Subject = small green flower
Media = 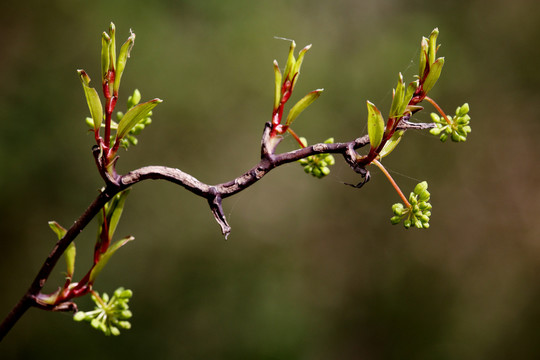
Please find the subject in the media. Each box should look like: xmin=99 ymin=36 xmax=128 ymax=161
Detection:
xmin=74 ymin=287 xmax=133 ymax=336
xmin=298 ymin=137 xmax=335 ymax=178
xmin=390 ymin=181 xmax=432 ymax=229
xmin=430 ymin=103 xmax=471 ymax=142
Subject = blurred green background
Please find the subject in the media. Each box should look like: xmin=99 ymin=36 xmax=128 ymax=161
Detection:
xmin=1 ymin=0 xmax=539 ymax=358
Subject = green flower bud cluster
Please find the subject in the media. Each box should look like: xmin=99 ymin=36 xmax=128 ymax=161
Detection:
xmin=297 ymin=137 xmax=335 ymax=178
xmin=429 ymin=103 xmax=471 ymax=142
xmin=390 ymin=181 xmax=432 ymax=229
xmin=73 ymin=287 xmax=133 ymax=336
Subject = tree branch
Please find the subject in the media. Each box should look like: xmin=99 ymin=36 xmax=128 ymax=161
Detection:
xmin=0 ymin=120 xmax=432 ymax=341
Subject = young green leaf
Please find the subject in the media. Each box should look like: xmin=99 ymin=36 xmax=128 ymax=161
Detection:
xmin=291 ymin=44 xmax=311 ymax=90
xmin=117 ymin=99 xmax=162 ymax=140
xmin=379 ymin=129 xmax=404 ymax=158
xmin=101 ymin=32 xmax=111 ymax=81
xmin=78 ymin=70 xmax=103 ymax=131
xmin=106 ymin=190 xmax=130 ymax=240
xmin=48 ymin=221 xmax=67 ymax=239
xmin=419 ymin=36 xmax=429 ymax=77
xmin=285 ymin=89 xmax=323 ymax=126
xmin=65 ymin=242 xmax=76 ymax=278
xmin=428 ymin=28 xmax=439 ymax=65
xmin=422 ymin=57 xmax=444 ymax=94
xmin=389 ymin=73 xmax=405 ymax=118
xmin=48 ymin=221 xmax=75 ymax=278
xmin=113 ymin=30 xmax=136 ymax=95
xmin=89 ymin=236 xmax=134 ymax=284
xmin=283 ymin=40 xmax=296 ymax=81
xmin=108 ymin=23 xmax=117 ymax=72
xmin=366 ymin=101 xmax=385 ymax=150
xmin=404 ymin=80 xmax=419 ymax=110
xmin=273 ymin=60 xmax=282 ymax=110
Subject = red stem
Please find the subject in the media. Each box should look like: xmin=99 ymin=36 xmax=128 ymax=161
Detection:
xmin=425 ymin=96 xmax=451 ymax=125
xmin=372 ymin=159 xmax=411 ymax=208
xmin=286 ymin=127 xmax=305 ymax=148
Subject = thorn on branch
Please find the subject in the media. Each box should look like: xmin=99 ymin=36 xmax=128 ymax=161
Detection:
xmin=207 ymin=190 xmax=231 ymax=239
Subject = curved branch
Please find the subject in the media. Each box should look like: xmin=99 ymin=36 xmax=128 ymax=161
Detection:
xmin=0 ymin=120 xmax=432 ymax=341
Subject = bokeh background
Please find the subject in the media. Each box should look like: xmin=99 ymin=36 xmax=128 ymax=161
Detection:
xmin=1 ymin=0 xmax=539 ymax=358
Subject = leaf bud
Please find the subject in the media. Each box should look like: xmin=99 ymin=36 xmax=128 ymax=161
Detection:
xmin=118 ymin=321 xmax=132 ymax=329
xmin=419 ymin=190 xmax=430 ymax=202
xmin=456 ymin=117 xmax=469 ymax=125
xmin=391 ymin=216 xmax=402 ymax=225
xmin=414 ymin=181 xmax=428 ymax=195
xmin=91 ymin=318 xmax=102 ymax=329
xmin=457 ymin=103 xmax=469 ymax=116
xmin=73 ymin=312 xmax=87 ymax=322
xmin=392 ymin=203 xmax=404 ymax=215
xmin=403 ymin=219 xmax=412 ymax=229
xmin=127 ymin=136 xmax=138 ymax=146
xmin=451 ymin=132 xmax=462 ymax=142
xmin=325 ymin=155 xmax=335 ymax=166
xmin=128 ymin=89 xmax=141 ymax=107
xmin=419 ymin=202 xmax=431 ymax=211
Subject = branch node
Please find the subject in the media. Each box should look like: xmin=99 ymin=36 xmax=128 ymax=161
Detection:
xmin=261 ymin=122 xmax=281 ymax=160
xmin=92 ymin=146 xmax=121 ymax=187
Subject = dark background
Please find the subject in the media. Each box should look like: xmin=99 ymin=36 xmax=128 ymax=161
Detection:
xmin=1 ymin=0 xmax=539 ymax=358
